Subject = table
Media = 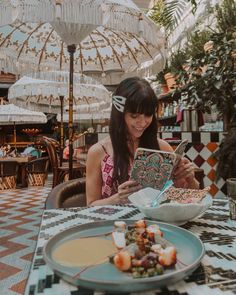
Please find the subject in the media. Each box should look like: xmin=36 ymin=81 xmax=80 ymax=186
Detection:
xmin=0 ymin=156 xmax=33 ymax=187
xmin=24 ymin=200 xmax=236 ymax=295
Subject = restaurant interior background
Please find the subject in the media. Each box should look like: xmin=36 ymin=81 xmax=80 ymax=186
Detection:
xmin=0 ymin=0 xmax=235 ymax=199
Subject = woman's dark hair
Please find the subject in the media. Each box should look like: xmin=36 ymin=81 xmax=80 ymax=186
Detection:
xmin=109 ymin=76 xmax=159 ymax=185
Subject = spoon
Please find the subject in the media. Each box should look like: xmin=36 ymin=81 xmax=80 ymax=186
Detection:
xmin=151 ymin=180 xmax=173 ymax=207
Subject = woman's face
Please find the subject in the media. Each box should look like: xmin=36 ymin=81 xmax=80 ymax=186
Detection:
xmin=124 ymin=112 xmax=153 ymax=140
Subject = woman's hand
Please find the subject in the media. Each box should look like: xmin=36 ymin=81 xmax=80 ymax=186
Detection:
xmin=117 ymin=180 xmax=142 ymax=203
xmin=173 ymin=157 xmax=199 ymax=189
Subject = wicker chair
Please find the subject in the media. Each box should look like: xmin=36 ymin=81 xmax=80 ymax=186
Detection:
xmin=0 ymin=161 xmax=18 ymax=189
xmin=42 ymin=137 xmax=86 ymax=188
xmin=45 ymin=178 xmax=86 ymax=209
xmin=27 ymin=157 xmax=49 ymax=186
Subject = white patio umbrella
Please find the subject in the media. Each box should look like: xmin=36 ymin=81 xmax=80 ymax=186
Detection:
xmin=8 ymin=72 xmax=111 ymax=114
xmin=0 ymin=25 xmax=165 ymax=84
xmin=8 ymin=71 xmax=111 ymax=163
xmin=0 ymin=0 xmax=165 ymax=178
xmin=0 ymin=104 xmax=47 ymax=150
xmin=57 ymin=105 xmax=111 ymax=122
xmin=0 ymin=0 xmax=162 ymax=45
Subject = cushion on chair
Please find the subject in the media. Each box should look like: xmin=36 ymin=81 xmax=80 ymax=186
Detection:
xmin=45 ymin=178 xmax=86 ymax=209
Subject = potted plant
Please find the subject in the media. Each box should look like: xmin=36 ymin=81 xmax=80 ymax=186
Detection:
xmin=163 ymin=48 xmax=189 ymax=90
xmin=176 ymin=0 xmax=236 ymax=122
xmin=211 ymin=0 xmax=236 ymax=193
xmin=155 ymin=71 xmax=169 ymax=93
xmin=177 ymin=0 xmax=236 ymax=189
xmin=154 ymin=66 xmax=170 ymax=93
xmin=169 ymin=48 xmax=189 ymax=75
xmin=186 ymin=30 xmax=212 ymax=60
xmin=215 ymin=124 xmax=236 ymax=182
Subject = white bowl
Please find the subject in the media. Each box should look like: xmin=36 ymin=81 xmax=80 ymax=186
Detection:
xmin=128 ymin=187 xmax=213 ymax=225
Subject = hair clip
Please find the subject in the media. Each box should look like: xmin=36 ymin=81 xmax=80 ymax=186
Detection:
xmin=112 ymin=95 xmax=126 ymax=112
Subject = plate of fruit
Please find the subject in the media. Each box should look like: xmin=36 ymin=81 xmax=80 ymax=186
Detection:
xmin=43 ymin=219 xmax=205 ymax=293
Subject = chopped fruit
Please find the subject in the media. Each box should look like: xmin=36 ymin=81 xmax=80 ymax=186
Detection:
xmin=158 ymin=246 xmax=177 ymax=267
xmin=113 ymin=250 xmax=132 ymax=271
xmin=147 ymin=224 xmax=163 ymax=238
xmin=111 ymin=220 xmax=178 ymax=278
xmin=135 ymin=220 xmax=147 ymax=228
xmin=151 ymin=244 xmax=162 ymax=254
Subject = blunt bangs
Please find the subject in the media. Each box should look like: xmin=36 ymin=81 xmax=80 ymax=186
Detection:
xmin=124 ymin=89 xmax=157 ymax=116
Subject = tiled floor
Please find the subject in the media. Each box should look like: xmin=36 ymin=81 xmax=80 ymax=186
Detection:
xmin=0 ymin=176 xmax=52 ymax=295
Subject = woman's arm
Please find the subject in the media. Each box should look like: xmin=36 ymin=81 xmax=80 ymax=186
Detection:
xmin=86 ymin=143 xmax=141 ymax=206
xmin=86 ymin=144 xmax=121 ymax=206
xmin=159 ymin=139 xmax=199 ymax=189
xmin=173 ymin=157 xmax=199 ymax=189
xmin=86 ymin=144 xmax=104 ymax=205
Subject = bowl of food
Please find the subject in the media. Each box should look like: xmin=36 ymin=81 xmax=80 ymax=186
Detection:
xmin=128 ymin=187 xmax=212 ymax=225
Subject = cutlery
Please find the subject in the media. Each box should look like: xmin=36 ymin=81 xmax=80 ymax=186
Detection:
xmin=151 ymin=180 xmax=173 ymax=207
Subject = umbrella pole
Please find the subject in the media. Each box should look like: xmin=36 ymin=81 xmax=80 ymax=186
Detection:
xmin=13 ymin=122 xmax=16 ymax=152
xmin=67 ymin=44 xmax=76 ymax=180
xmin=59 ymin=95 xmax=64 ymax=166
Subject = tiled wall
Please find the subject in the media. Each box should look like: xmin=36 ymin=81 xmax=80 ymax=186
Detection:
xmin=95 ymin=132 xmax=226 ymax=198
xmin=159 ymin=131 xmax=226 ymax=198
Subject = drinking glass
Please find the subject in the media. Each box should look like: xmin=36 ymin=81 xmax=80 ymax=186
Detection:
xmin=226 ymin=178 xmax=236 ymax=220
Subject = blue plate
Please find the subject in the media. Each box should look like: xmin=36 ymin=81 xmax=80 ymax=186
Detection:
xmin=43 ymin=220 xmax=205 ymax=293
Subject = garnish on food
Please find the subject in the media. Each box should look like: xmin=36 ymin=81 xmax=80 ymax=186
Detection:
xmin=160 ymin=187 xmax=210 ymax=205
xmin=110 ymin=220 xmax=177 ymax=278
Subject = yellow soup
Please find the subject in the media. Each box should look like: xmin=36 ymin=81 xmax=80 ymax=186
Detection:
xmin=52 ymin=237 xmax=117 ymax=267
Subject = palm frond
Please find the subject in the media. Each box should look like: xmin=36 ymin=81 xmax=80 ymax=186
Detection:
xmin=149 ymin=0 xmax=197 ymax=32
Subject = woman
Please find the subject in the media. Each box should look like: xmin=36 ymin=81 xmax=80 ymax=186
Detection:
xmin=63 ymin=139 xmax=70 ymax=160
xmin=86 ymin=77 xmax=199 ymax=206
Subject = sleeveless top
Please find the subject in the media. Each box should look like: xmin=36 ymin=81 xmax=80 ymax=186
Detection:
xmin=100 ymin=144 xmax=118 ymax=199
xmin=100 ymin=140 xmax=161 ymax=199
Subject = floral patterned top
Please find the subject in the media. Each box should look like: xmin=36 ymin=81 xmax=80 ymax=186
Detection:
xmin=100 ymin=144 xmax=132 ymax=198
xmin=101 ymin=151 xmax=118 ymax=199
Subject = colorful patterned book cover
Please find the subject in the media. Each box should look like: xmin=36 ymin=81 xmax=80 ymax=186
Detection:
xmin=130 ymin=140 xmax=188 ymax=190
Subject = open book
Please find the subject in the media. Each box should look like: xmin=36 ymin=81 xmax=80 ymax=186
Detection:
xmin=130 ymin=140 xmax=188 ymax=191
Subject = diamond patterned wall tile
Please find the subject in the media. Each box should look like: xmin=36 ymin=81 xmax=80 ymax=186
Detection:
xmin=193 ymin=143 xmax=205 ymax=153
xmin=200 ymin=132 xmax=211 ymax=143
xmin=201 ymin=162 xmax=212 ymax=175
xmin=162 ymin=132 xmax=226 ymax=198
xmin=193 ymin=155 xmax=205 ymax=167
xmin=207 ymin=156 xmax=217 ymax=167
xmin=209 ymin=183 xmax=219 ymax=197
xmin=206 ymin=142 xmax=218 ymax=152
xmin=207 ymin=169 xmax=216 ymax=181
